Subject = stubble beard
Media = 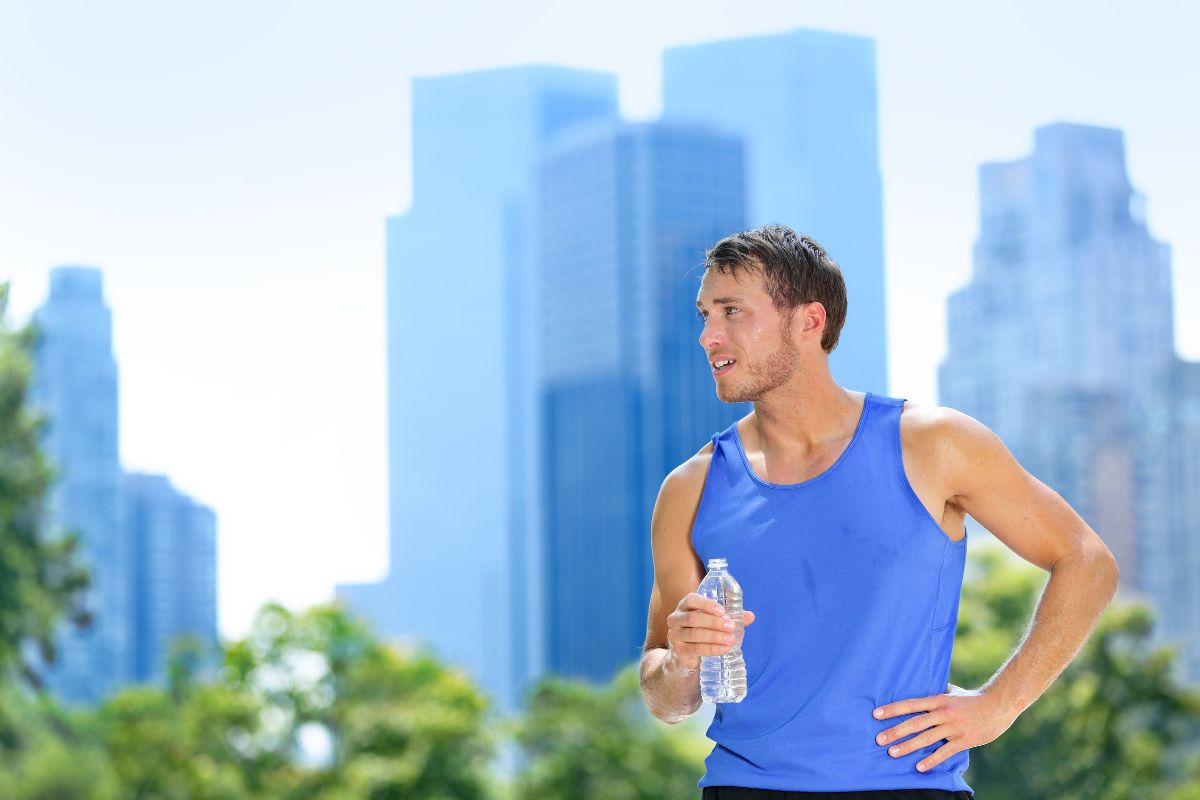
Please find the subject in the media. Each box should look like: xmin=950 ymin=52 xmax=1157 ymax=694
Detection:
xmin=717 ymin=322 xmax=802 ymax=404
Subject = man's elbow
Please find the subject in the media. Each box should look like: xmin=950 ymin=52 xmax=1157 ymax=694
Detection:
xmin=1083 ymin=545 xmax=1121 ymax=595
xmin=1053 ymin=541 xmax=1120 ymax=593
xmin=1101 ymin=552 xmax=1120 ymax=593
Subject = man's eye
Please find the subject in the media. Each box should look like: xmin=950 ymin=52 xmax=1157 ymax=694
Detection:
xmin=696 ymin=307 xmax=739 ymax=322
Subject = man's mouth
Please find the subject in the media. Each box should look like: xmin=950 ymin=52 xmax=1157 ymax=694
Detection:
xmin=711 ymin=358 xmax=737 ymax=376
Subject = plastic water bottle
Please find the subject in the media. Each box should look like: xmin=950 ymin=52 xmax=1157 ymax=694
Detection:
xmin=698 ymin=557 xmax=747 ymax=703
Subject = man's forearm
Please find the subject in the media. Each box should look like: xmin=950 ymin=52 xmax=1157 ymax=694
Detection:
xmin=640 ymin=647 xmax=703 ymax=724
xmin=980 ymin=549 xmax=1119 ymax=720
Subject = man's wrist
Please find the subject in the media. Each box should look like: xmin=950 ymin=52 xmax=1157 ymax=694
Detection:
xmin=665 ymin=645 xmax=699 ymax=677
xmin=980 ymin=678 xmax=1028 ymax=724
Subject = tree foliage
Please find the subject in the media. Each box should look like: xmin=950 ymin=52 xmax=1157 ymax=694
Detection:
xmin=0 ymin=281 xmax=93 ymax=741
xmin=510 ymin=663 xmax=704 ymax=800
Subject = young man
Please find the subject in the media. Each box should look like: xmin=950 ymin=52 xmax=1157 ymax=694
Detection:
xmin=639 ymin=224 xmax=1120 ymax=800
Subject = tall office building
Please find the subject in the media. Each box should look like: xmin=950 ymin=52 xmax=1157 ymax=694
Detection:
xmin=662 ymin=28 xmax=889 ymax=396
xmin=335 ymin=66 xmax=620 ymax=714
xmin=27 ymin=266 xmax=128 ymax=704
xmin=120 ymin=472 xmax=219 ymax=685
xmin=1137 ymin=356 xmax=1200 ymax=686
xmin=939 ymin=123 xmax=1174 ymax=450
xmin=537 ymin=119 xmax=750 ymax=682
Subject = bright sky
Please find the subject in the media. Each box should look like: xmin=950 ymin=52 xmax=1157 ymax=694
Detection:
xmin=0 ymin=0 xmax=1194 ymax=641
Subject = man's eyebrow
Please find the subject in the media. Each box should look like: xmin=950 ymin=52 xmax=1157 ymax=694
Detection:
xmin=695 ymin=296 xmax=745 ymax=308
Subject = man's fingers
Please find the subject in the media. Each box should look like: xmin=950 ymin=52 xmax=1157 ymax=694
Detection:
xmin=677 ymin=593 xmax=733 ymax=629
xmin=678 ymin=613 xmax=736 ymax=643
xmin=668 ymin=593 xmax=740 ymax=658
xmin=874 ymin=693 xmax=941 ymax=719
xmin=876 ymin=711 xmax=943 ymax=747
xmin=680 ymin=592 xmax=726 ymax=615
xmin=743 ymin=609 xmax=756 ymax=626
xmin=916 ymin=741 xmax=963 ymax=773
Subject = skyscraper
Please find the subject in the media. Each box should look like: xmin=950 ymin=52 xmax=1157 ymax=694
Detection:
xmin=120 ymin=472 xmax=219 ymax=685
xmin=28 ymin=266 xmax=127 ymax=704
xmin=335 ymin=65 xmax=620 ymax=714
xmin=939 ymin=122 xmax=1174 ymax=450
xmin=537 ymin=119 xmax=749 ymax=682
xmin=661 ymin=28 xmax=889 ymax=396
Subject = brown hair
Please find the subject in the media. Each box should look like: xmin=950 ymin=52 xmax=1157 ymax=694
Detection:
xmin=702 ymin=224 xmax=848 ymax=353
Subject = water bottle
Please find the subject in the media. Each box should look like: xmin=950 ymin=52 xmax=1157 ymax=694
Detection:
xmin=698 ymin=557 xmax=747 ymax=703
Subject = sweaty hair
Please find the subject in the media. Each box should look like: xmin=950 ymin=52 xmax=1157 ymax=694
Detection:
xmin=702 ymin=224 xmax=848 ymax=353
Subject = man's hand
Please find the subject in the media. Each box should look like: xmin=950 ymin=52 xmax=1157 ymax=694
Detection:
xmin=665 ymin=592 xmax=757 ymax=672
xmin=871 ymin=683 xmax=1017 ymax=772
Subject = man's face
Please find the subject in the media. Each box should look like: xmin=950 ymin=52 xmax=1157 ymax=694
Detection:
xmin=695 ymin=266 xmax=803 ymax=404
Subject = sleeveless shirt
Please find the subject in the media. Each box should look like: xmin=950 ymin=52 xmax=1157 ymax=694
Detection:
xmin=691 ymin=392 xmax=973 ymax=795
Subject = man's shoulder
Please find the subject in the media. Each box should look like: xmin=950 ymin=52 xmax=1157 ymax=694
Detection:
xmin=660 ymin=437 xmax=718 ymax=501
xmin=898 ymin=398 xmax=1010 ymax=492
xmin=898 ymin=398 xmax=1002 ymax=449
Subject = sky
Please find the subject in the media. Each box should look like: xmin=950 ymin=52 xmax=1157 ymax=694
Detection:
xmin=0 ymin=0 xmax=1194 ymax=641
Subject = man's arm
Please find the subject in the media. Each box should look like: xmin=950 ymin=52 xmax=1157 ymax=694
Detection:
xmin=939 ymin=406 xmax=1120 ymax=719
xmin=872 ymin=404 xmax=1120 ymax=773
xmin=639 ymin=450 xmax=710 ymax=724
xmin=639 ymin=443 xmax=758 ymax=723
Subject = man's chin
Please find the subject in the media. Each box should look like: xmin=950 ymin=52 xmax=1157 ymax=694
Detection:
xmin=716 ymin=387 xmax=753 ymax=404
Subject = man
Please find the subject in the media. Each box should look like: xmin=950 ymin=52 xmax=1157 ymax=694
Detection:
xmin=638 ymin=224 xmax=1120 ymax=800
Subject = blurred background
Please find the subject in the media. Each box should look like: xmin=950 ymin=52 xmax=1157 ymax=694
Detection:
xmin=1 ymin=0 xmax=1198 ymax=797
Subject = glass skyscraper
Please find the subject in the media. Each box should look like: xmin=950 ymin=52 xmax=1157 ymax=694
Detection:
xmin=120 ymin=472 xmax=219 ymax=685
xmin=939 ymin=122 xmax=1174 ymax=448
xmin=28 ymin=266 xmax=127 ymax=705
xmin=537 ymin=119 xmax=750 ymax=682
xmin=335 ymin=65 xmax=620 ymax=714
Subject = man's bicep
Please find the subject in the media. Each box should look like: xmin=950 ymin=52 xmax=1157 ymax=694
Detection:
xmin=643 ymin=463 xmax=707 ymax=653
xmin=945 ymin=408 xmax=1113 ymax=571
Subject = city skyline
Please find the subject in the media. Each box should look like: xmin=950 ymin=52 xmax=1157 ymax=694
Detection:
xmin=337 ymin=27 xmax=894 ymax=713
xmin=1 ymin=2 xmax=1195 ymax=640
xmin=24 ymin=266 xmax=220 ymax=706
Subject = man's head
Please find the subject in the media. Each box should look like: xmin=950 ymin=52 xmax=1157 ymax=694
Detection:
xmin=695 ymin=224 xmax=848 ymax=403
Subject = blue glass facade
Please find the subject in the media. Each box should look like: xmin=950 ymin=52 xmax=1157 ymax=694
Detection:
xmin=28 ymin=266 xmax=127 ymax=705
xmin=120 ymin=472 xmax=220 ymax=685
xmin=334 ymin=66 xmax=620 ymax=713
xmin=538 ymin=121 xmax=750 ymax=682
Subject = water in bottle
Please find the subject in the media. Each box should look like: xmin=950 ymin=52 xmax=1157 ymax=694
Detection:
xmin=698 ymin=557 xmax=747 ymax=703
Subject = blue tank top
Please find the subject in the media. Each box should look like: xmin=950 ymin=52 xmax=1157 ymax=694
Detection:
xmin=691 ymin=392 xmax=972 ymax=795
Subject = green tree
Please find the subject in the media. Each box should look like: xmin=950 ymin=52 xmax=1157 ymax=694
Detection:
xmin=264 ymin=601 xmax=498 ymax=799
xmin=0 ymin=281 xmax=93 ymax=740
xmin=510 ymin=664 xmax=704 ymax=800
xmin=0 ymin=681 xmax=120 ymax=799
xmin=2 ymin=596 xmax=502 ymax=799
xmin=180 ymin=600 xmax=498 ymax=799
xmin=94 ymin=678 xmax=272 ymax=799
xmin=0 ymin=279 xmax=122 ymax=796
